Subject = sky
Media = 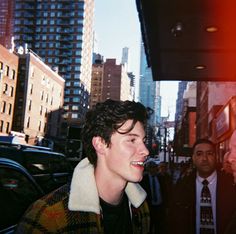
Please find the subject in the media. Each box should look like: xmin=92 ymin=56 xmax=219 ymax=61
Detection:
xmin=94 ymin=0 xmax=178 ymax=121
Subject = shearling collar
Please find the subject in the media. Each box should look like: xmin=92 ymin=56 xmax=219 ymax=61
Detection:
xmin=68 ymin=158 xmax=147 ymax=214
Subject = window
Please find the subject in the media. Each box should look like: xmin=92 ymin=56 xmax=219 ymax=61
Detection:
xmin=40 ymin=106 xmax=43 ymax=115
xmin=72 ymin=97 xmax=80 ymax=102
xmin=73 ymin=90 xmax=80 ymax=94
xmin=72 ymin=106 xmax=78 ymax=110
xmin=30 ymin=67 xmax=34 ymax=78
xmin=10 ymin=87 xmax=14 ymax=97
xmin=40 ymin=91 xmax=44 ymax=101
xmin=5 ymin=122 xmax=9 ymax=133
xmin=72 ymin=113 xmax=78 ymax=119
xmin=8 ymin=104 xmax=12 ymax=115
xmin=1 ymin=101 xmax=6 ymax=113
xmin=0 ymin=120 xmax=3 ymax=132
xmin=38 ymin=121 xmax=41 ymax=131
xmin=29 ymin=84 xmax=33 ymax=95
xmin=66 ymin=82 xmax=71 ymax=87
xmin=28 ymin=100 xmax=32 ymax=111
xmin=26 ymin=117 xmax=30 ymax=128
xmin=3 ymin=83 xmax=8 ymax=94
xmin=5 ymin=65 xmax=9 ymax=76
xmin=42 ymin=76 xmax=46 ymax=85
xmin=11 ymin=70 xmax=16 ymax=80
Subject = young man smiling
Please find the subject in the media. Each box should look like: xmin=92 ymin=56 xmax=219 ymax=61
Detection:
xmin=16 ymin=99 xmax=150 ymax=233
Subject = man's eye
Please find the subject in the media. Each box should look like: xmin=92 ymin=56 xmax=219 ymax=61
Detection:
xmin=196 ymin=152 xmax=203 ymax=156
xmin=128 ymin=138 xmax=136 ymax=143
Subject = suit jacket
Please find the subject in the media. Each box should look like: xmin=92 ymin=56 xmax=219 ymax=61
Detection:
xmin=168 ymin=170 xmax=236 ymax=234
xmin=224 ymin=210 xmax=236 ymax=234
xmin=16 ymin=158 xmax=150 ymax=234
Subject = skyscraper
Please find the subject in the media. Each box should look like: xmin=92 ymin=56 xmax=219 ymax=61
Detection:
xmin=12 ymin=0 xmax=94 ymax=129
xmin=0 ymin=0 xmax=15 ymax=49
xmin=121 ymin=47 xmax=129 ymax=69
xmin=139 ymin=40 xmax=161 ymax=125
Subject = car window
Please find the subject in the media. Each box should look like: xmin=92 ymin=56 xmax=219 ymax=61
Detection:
xmin=0 ymin=146 xmax=24 ymax=164
xmin=23 ymin=151 xmax=51 ymax=174
xmin=49 ymin=155 xmax=72 ymax=173
xmin=0 ymin=166 xmax=41 ymax=230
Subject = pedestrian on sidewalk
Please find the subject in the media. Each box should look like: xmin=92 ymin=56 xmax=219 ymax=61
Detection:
xmin=141 ymin=161 xmax=172 ymax=234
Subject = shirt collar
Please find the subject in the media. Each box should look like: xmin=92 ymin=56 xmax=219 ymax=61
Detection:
xmin=197 ymin=170 xmax=217 ymax=184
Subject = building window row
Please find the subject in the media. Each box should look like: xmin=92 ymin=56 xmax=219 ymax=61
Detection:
xmin=2 ymin=83 xmax=14 ymax=97
xmin=0 ymin=120 xmax=10 ymax=133
xmin=1 ymin=101 xmax=12 ymax=115
xmin=0 ymin=61 xmax=16 ymax=80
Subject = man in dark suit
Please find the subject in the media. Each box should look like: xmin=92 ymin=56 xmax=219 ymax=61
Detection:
xmin=168 ymin=139 xmax=236 ymax=234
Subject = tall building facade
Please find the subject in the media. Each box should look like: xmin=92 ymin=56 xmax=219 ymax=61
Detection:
xmin=90 ymin=54 xmax=104 ymax=107
xmin=102 ymin=59 xmax=131 ymax=101
xmin=121 ymin=47 xmax=129 ymax=70
xmin=12 ymin=0 xmax=94 ymax=128
xmin=0 ymin=0 xmax=15 ymax=49
xmin=139 ymin=41 xmax=161 ymax=125
xmin=0 ymin=44 xmax=19 ymax=135
xmin=90 ymin=57 xmax=132 ymax=106
xmin=12 ymin=49 xmax=65 ymax=144
xmin=174 ymin=81 xmax=188 ymax=124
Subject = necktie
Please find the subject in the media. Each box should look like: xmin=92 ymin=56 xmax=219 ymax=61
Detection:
xmin=200 ymin=179 xmax=215 ymax=234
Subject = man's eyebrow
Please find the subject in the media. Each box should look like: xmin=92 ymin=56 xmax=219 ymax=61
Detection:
xmin=126 ymin=133 xmax=146 ymax=139
xmin=126 ymin=133 xmax=139 ymax=137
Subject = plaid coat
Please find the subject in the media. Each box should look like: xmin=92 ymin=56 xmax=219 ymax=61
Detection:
xmin=16 ymin=158 xmax=150 ymax=234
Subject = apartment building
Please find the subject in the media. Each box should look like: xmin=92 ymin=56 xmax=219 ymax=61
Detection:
xmin=12 ymin=48 xmax=65 ymax=144
xmin=0 ymin=44 xmax=18 ymax=135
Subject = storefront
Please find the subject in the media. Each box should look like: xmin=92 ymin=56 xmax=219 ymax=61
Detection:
xmin=211 ymin=96 xmax=236 ymax=162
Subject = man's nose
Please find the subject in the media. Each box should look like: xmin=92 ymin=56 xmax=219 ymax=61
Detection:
xmin=141 ymin=142 xmax=149 ymax=156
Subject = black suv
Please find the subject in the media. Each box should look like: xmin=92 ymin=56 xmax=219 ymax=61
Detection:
xmin=0 ymin=158 xmax=44 ymax=233
xmin=0 ymin=143 xmax=73 ymax=193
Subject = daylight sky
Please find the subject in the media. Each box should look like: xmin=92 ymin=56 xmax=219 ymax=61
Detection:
xmin=94 ymin=0 xmax=178 ymax=120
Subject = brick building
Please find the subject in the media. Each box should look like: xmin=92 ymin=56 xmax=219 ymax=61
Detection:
xmin=0 ymin=44 xmax=18 ymax=135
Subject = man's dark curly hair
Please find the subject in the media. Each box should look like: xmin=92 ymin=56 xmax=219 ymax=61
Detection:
xmin=81 ymin=99 xmax=148 ymax=166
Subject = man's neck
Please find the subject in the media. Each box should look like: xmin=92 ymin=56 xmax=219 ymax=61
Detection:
xmin=94 ymin=166 xmax=127 ymax=205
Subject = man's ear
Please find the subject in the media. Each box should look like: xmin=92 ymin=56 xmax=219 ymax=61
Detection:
xmin=92 ymin=136 xmax=107 ymax=155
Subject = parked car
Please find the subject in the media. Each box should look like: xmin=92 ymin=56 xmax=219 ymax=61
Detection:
xmin=0 ymin=144 xmax=73 ymax=193
xmin=0 ymin=157 xmax=44 ymax=233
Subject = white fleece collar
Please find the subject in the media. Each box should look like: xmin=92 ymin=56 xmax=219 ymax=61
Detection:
xmin=68 ymin=158 xmax=147 ymax=214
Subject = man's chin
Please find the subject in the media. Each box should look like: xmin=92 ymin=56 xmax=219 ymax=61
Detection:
xmin=198 ymin=168 xmax=215 ymax=177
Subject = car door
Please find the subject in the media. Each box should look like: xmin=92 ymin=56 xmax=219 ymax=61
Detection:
xmin=0 ymin=158 xmax=44 ymax=233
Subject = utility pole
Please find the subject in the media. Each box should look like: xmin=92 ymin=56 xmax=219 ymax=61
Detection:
xmin=164 ymin=127 xmax=167 ymax=162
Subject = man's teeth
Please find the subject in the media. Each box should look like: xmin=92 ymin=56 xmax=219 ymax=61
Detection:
xmin=131 ymin=161 xmax=144 ymax=166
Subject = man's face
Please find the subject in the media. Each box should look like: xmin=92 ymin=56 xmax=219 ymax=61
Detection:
xmin=102 ymin=120 xmax=149 ymax=184
xmin=192 ymin=143 xmax=216 ymax=178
